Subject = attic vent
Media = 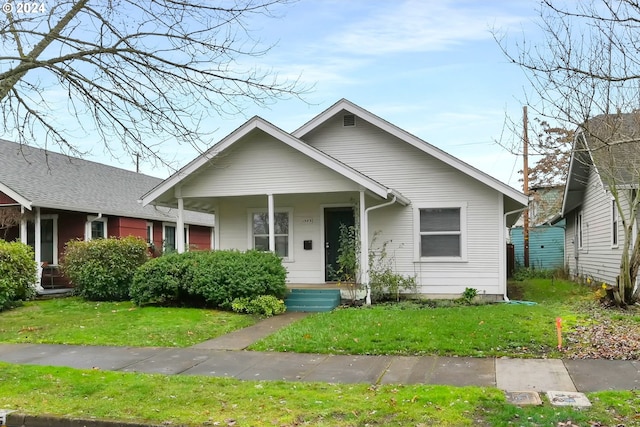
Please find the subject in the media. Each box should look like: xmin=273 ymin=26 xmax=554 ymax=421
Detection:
xmin=343 ymin=114 xmax=356 ymax=127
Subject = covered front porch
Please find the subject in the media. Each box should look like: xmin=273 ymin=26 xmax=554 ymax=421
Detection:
xmin=166 ymin=189 xmax=409 ymax=305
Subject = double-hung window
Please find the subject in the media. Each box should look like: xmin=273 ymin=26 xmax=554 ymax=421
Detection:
xmin=86 ymin=216 xmax=107 ymax=240
xmin=249 ymin=209 xmax=292 ymax=259
xmin=416 ymin=205 xmax=466 ymax=261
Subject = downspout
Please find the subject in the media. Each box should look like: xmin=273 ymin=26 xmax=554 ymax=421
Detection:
xmin=363 ymin=193 xmax=398 ymax=305
xmin=503 ymin=206 xmax=528 ymax=302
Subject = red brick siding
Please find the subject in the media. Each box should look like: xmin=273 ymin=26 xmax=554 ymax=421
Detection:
xmin=56 ymin=212 xmax=87 ymax=265
xmin=109 ymin=217 xmax=146 ymax=240
xmin=0 ymin=191 xmax=17 ymax=204
xmin=189 ymin=225 xmax=211 ymax=250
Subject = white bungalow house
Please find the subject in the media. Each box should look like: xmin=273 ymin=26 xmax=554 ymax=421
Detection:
xmin=141 ymin=99 xmax=527 ymax=301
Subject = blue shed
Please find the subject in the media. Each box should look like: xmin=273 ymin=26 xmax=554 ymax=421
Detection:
xmin=510 ymin=220 xmax=565 ymax=270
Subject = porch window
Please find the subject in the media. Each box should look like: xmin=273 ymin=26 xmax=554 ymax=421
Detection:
xmin=146 ymin=222 xmax=153 ymax=244
xmin=163 ymin=223 xmax=188 ymax=253
xmin=250 ymin=209 xmax=291 ymax=259
xmin=415 ymin=205 xmax=466 ymax=261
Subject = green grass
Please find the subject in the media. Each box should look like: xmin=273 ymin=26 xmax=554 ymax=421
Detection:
xmin=0 ymin=362 xmax=638 ymax=426
xmin=249 ymin=279 xmax=595 ymax=357
xmin=0 ymin=298 xmax=256 ymax=347
xmin=0 ymin=279 xmax=639 ymax=425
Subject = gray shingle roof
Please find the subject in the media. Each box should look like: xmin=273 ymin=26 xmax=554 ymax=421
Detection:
xmin=0 ymin=139 xmax=214 ymax=226
xmin=582 ymin=113 xmax=640 ymax=187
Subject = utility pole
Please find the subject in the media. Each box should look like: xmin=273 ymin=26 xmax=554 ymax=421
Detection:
xmin=523 ymin=106 xmax=530 ymax=268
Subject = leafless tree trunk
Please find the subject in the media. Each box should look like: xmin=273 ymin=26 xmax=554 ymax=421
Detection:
xmin=1 ymin=0 xmax=307 ymax=169
xmin=495 ymin=0 xmax=640 ymax=305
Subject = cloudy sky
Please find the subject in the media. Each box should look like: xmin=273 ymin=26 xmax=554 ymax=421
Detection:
xmin=16 ymin=0 xmax=549 ymax=190
xmin=154 ymin=0 xmax=543 ymax=190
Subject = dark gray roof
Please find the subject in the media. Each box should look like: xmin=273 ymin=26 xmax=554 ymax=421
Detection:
xmin=562 ymin=113 xmax=640 ymax=215
xmin=582 ymin=113 xmax=640 ymax=187
xmin=0 ymin=139 xmax=214 ymax=226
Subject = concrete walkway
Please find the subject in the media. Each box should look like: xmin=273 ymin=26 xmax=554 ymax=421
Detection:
xmin=0 ymin=312 xmax=638 ymax=392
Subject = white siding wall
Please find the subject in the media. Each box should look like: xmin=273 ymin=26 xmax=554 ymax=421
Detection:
xmin=217 ymin=193 xmax=358 ymax=284
xmin=180 ymin=131 xmax=360 ymax=198
xmin=569 ymin=166 xmax=623 ymax=285
xmin=303 ymin=115 xmax=506 ymax=296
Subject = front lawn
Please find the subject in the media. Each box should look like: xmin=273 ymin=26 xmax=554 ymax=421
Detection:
xmin=250 ymin=278 xmax=629 ymax=358
xmin=0 ymin=298 xmax=256 ymax=347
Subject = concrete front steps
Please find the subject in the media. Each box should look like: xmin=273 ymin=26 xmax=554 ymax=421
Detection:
xmin=285 ymin=288 xmax=341 ymax=312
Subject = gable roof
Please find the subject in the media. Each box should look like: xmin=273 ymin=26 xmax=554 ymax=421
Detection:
xmin=0 ymin=139 xmax=213 ymax=226
xmin=562 ymin=113 xmax=640 ymax=215
xmin=141 ymin=116 xmax=411 ymax=210
xmin=293 ymin=99 xmax=527 ymax=207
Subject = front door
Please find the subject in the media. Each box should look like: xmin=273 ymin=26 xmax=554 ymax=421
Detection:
xmin=324 ymin=207 xmax=355 ymax=281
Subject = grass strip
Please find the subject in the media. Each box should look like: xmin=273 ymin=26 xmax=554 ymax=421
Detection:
xmin=1 ymin=362 xmax=638 ymax=426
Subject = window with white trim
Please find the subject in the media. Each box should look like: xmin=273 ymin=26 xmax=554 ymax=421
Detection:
xmin=611 ymin=199 xmax=619 ymax=247
xmin=146 ymin=222 xmax=154 ymax=244
xmin=163 ymin=223 xmax=188 ymax=252
xmin=249 ymin=209 xmax=292 ymax=259
xmin=416 ymin=206 xmax=466 ymax=260
xmin=86 ymin=216 xmax=107 ymax=240
xmin=576 ymin=211 xmax=583 ymax=249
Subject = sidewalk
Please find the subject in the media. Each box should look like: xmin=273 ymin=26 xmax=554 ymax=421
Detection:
xmin=0 ymin=312 xmax=638 ymax=392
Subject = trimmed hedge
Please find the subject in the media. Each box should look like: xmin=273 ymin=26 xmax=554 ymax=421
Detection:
xmin=130 ymin=250 xmax=287 ymax=309
xmin=0 ymin=240 xmax=37 ymax=310
xmin=62 ymin=236 xmax=149 ymax=301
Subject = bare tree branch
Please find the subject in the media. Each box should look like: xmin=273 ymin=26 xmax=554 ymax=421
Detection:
xmin=0 ymin=0 xmax=309 ymax=168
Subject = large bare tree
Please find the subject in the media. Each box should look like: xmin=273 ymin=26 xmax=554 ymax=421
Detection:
xmin=497 ymin=0 xmax=640 ymax=305
xmin=0 ymin=0 xmax=305 ymax=168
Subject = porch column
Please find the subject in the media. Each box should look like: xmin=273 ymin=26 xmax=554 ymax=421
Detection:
xmin=176 ymin=197 xmax=185 ymax=253
xmin=34 ymin=207 xmax=44 ymax=292
xmin=267 ymin=193 xmax=275 ymax=252
xmin=19 ymin=206 xmax=27 ymax=244
xmin=359 ymin=190 xmax=370 ymax=305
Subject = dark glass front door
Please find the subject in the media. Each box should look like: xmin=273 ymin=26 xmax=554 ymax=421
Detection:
xmin=324 ymin=207 xmax=355 ymax=281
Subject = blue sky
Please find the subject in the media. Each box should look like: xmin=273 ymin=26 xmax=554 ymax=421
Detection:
xmin=142 ymin=0 xmax=542 ymax=189
xmin=22 ymin=0 xmax=547 ymax=190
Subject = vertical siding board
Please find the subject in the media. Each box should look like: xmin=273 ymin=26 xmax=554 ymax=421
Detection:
xmin=510 ymin=223 xmax=565 ymax=270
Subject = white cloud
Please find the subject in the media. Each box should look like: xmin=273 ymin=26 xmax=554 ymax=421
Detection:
xmin=327 ymin=0 xmax=527 ymax=55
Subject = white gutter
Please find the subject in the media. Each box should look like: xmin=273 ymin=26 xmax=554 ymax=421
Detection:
xmin=362 ymin=194 xmax=400 ymax=305
xmin=503 ymin=206 xmax=528 ymax=302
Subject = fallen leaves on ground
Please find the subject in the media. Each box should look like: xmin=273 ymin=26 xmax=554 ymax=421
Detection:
xmin=564 ymin=307 xmax=640 ymax=360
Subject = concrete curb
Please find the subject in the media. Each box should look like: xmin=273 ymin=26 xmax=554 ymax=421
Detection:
xmin=7 ymin=414 xmax=161 ymax=427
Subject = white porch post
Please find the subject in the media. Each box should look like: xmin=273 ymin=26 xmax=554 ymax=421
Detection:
xmin=19 ymin=206 xmax=27 ymax=244
xmin=176 ymin=197 xmax=185 ymax=253
xmin=34 ymin=207 xmax=43 ymax=292
xmin=359 ymin=190 xmax=371 ymax=305
xmin=267 ymin=193 xmax=275 ymax=252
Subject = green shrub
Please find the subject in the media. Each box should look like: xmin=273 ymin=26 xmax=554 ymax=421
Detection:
xmin=129 ymin=252 xmax=189 ymax=306
xmin=131 ymin=250 xmax=287 ymax=309
xmin=231 ymin=295 xmax=286 ymax=317
xmin=62 ymin=236 xmax=149 ymax=301
xmin=0 ymin=239 xmax=37 ymax=310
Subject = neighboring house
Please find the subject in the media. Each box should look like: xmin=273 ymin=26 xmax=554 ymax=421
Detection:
xmin=561 ymin=113 xmax=640 ymax=286
xmin=510 ymin=185 xmax=565 ymax=270
xmin=0 ymin=139 xmax=215 ymax=290
xmin=141 ymin=99 xmax=527 ymax=300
